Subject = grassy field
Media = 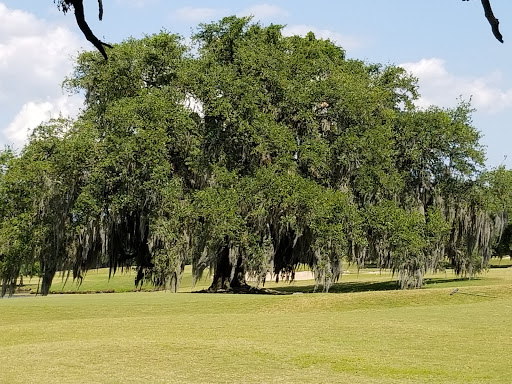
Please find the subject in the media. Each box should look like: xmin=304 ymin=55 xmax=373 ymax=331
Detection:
xmin=1 ymin=259 xmax=511 ymax=383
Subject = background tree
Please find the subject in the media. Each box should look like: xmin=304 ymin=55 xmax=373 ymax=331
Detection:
xmin=0 ymin=118 xmax=94 ymax=295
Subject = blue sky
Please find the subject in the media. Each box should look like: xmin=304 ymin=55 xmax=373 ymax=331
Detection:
xmin=1 ymin=0 xmax=512 ymax=168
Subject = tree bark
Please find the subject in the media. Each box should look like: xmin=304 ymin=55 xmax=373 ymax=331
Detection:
xmin=40 ymin=263 xmax=57 ymax=296
xmin=208 ymin=247 xmax=247 ymax=292
xmin=63 ymin=0 xmax=112 ymax=59
xmin=481 ymin=0 xmax=503 ymax=43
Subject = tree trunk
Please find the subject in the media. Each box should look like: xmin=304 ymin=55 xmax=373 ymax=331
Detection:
xmin=208 ymin=247 xmax=247 ymax=292
xmin=1 ymin=278 xmax=16 ymax=297
xmin=40 ymin=264 xmax=56 ymax=296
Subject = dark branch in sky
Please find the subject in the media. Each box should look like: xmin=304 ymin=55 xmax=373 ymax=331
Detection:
xmin=98 ymin=0 xmax=104 ymax=21
xmin=481 ymin=0 xmax=503 ymax=43
xmin=464 ymin=0 xmax=504 ymax=43
xmin=60 ymin=0 xmax=112 ymax=59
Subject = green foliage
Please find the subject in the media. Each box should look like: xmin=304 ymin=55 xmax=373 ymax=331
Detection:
xmin=1 ymin=17 xmax=510 ymax=295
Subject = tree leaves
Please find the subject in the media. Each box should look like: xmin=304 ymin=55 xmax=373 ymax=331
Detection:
xmin=1 ymin=18 xmax=509 ymax=296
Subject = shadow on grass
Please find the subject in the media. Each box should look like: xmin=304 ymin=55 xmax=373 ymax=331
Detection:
xmin=271 ymin=277 xmax=484 ymax=294
xmin=422 ymin=277 xmax=484 ymax=286
xmin=272 ymin=280 xmax=401 ymax=294
xmin=488 ymin=264 xmax=512 ymax=269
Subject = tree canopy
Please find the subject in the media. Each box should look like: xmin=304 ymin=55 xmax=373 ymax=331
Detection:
xmin=1 ymin=17 xmax=511 ymax=296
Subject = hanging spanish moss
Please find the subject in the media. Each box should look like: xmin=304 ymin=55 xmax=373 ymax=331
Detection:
xmin=1 ymin=19 xmax=512 ymax=297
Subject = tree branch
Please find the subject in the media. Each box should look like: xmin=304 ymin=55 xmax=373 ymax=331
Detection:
xmin=465 ymin=0 xmax=504 ymax=43
xmin=98 ymin=0 xmax=103 ymax=21
xmin=64 ymin=0 xmax=112 ymax=59
xmin=481 ymin=0 xmax=503 ymax=43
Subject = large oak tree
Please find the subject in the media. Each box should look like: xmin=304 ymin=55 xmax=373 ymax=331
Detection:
xmin=1 ymin=17 xmax=510 ymax=296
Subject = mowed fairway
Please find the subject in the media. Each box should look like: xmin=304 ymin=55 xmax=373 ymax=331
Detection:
xmin=1 ymin=264 xmax=511 ymax=383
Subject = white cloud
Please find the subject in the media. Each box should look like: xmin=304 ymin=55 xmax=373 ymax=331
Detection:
xmin=183 ymin=94 xmax=204 ymax=118
xmin=5 ymin=96 xmax=82 ymax=148
xmin=238 ymin=4 xmax=288 ymax=20
xmin=283 ymin=25 xmax=362 ymax=50
xmin=400 ymin=58 xmax=512 ymax=114
xmin=0 ymin=3 xmax=50 ymax=38
xmin=0 ymin=2 xmax=84 ymax=149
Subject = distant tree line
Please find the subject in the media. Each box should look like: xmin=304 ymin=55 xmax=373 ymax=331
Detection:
xmin=1 ymin=17 xmax=512 ymax=296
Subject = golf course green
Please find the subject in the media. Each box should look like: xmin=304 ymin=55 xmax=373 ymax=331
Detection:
xmin=1 ymin=261 xmax=511 ymax=383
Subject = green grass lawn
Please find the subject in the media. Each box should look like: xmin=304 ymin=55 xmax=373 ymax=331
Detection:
xmin=1 ymin=259 xmax=511 ymax=383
